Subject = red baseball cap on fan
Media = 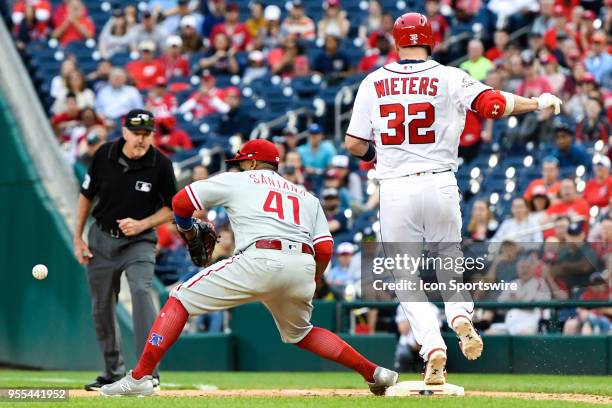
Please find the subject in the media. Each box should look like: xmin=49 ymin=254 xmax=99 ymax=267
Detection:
xmin=225 ymin=139 xmax=280 ymax=165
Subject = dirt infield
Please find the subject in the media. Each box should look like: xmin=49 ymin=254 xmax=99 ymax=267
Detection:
xmin=70 ymin=389 xmax=612 ymax=403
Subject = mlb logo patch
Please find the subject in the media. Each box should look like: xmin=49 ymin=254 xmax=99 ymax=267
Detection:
xmin=135 ymin=181 xmax=152 ymax=192
xmin=149 ymin=333 xmax=164 ymax=346
xmin=410 ymin=34 xmax=419 ymax=44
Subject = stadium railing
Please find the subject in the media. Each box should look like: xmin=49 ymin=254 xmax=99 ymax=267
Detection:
xmin=338 ymin=300 xmax=612 ymax=333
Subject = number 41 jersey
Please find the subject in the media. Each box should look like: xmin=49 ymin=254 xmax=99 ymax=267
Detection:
xmin=347 ymin=60 xmax=491 ymax=180
xmin=185 ymin=170 xmax=332 ymax=252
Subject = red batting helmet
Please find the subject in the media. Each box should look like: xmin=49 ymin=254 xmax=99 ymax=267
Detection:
xmin=392 ymin=12 xmax=435 ymax=53
xmin=225 ymin=139 xmax=280 ymax=165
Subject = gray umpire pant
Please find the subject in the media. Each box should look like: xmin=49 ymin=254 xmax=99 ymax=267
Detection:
xmin=86 ymin=222 xmax=159 ymax=379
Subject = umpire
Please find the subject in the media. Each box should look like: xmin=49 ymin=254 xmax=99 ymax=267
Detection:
xmin=73 ymin=109 xmax=177 ymax=391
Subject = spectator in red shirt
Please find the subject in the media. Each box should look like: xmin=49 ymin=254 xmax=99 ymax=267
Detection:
xmin=126 ymin=40 xmax=165 ymax=90
xmin=358 ymin=35 xmax=397 ymax=72
xmin=424 ymin=0 xmax=448 ymax=54
xmin=268 ymin=35 xmax=310 ymax=78
xmin=545 ymin=178 xmax=591 ymax=237
xmin=459 ymin=110 xmax=484 ymax=163
xmin=51 ymin=92 xmax=80 ymax=141
xmin=543 ymin=4 xmax=574 ymax=51
xmin=516 ymin=57 xmax=553 ymax=98
xmin=576 ymin=97 xmax=610 ymax=142
xmin=145 ymin=77 xmax=178 ymax=120
xmin=485 ymin=29 xmax=509 ymax=62
xmin=156 ymin=222 xmax=184 ymax=252
xmin=154 ymin=116 xmax=193 ymax=156
xmin=210 ymin=3 xmax=252 ymax=52
xmin=583 ymin=156 xmax=612 ymax=208
xmin=366 ymin=13 xmax=394 ymax=49
xmin=12 ymin=0 xmax=52 ymax=48
xmin=524 ymin=156 xmax=561 ymax=202
xmin=576 ymin=9 xmax=597 ymax=53
xmin=178 ymin=73 xmax=230 ymax=121
xmin=159 ymin=35 xmax=189 ymax=80
xmin=51 ymin=0 xmax=94 ymax=46
xmin=564 ymin=272 xmax=611 ymax=335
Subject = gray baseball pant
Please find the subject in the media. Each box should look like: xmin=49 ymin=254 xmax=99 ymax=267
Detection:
xmin=86 ymin=222 xmax=159 ymax=379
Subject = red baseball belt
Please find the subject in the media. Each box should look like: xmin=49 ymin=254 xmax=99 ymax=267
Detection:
xmin=255 ymin=239 xmax=314 ymax=255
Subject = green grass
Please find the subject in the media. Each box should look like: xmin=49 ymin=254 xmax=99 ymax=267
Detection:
xmin=0 ymin=397 xmax=603 ymax=408
xmin=0 ymin=371 xmax=610 ymax=396
xmin=0 ymin=371 xmax=609 ymax=407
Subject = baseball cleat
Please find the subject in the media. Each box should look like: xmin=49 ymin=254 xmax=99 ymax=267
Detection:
xmin=152 ymin=376 xmax=160 ymax=391
xmin=84 ymin=375 xmax=122 ymax=391
xmin=367 ymin=366 xmax=399 ymax=396
xmin=452 ymin=316 xmax=483 ymax=360
xmin=423 ymin=349 xmax=447 ymax=385
xmin=99 ymin=370 xmax=155 ymax=397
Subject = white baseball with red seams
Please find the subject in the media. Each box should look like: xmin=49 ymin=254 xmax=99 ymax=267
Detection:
xmin=32 ymin=264 xmax=48 ymax=280
xmin=172 ymin=170 xmax=332 ymax=343
xmin=347 ymin=59 xmax=483 ymax=361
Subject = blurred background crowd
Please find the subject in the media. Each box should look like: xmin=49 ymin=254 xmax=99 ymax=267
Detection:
xmin=3 ymin=0 xmax=611 ymax=370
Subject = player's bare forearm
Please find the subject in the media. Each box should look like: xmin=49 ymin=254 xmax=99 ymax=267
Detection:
xmin=315 ymin=261 xmax=328 ymax=281
xmin=74 ymin=194 xmax=93 ymax=240
xmin=345 ymin=135 xmax=369 ymax=156
xmin=508 ymin=94 xmax=539 ymax=115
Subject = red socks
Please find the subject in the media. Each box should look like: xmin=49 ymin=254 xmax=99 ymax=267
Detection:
xmin=132 ymin=303 xmax=376 ymax=382
xmin=296 ymin=327 xmax=377 ymax=382
xmin=132 ymin=297 xmax=189 ymax=379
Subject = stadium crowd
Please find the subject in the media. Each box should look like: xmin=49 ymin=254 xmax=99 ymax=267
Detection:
xmin=4 ymin=0 xmax=611 ymax=345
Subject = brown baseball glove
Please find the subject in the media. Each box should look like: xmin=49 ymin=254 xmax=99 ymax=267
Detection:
xmin=177 ymin=220 xmax=218 ymax=267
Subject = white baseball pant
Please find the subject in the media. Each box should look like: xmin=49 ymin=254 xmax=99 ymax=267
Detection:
xmin=379 ymin=171 xmax=474 ymax=360
xmin=172 ymin=244 xmax=316 ymax=343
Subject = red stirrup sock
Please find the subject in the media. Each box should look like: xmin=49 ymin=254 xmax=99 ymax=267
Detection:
xmin=296 ymin=327 xmax=377 ymax=382
xmin=132 ymin=297 xmax=189 ymax=379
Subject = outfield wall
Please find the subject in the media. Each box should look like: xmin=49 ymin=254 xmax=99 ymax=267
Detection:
xmin=0 ymin=91 xmax=99 ymax=370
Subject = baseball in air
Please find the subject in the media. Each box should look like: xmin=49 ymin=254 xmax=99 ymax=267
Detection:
xmin=32 ymin=264 xmax=48 ymax=280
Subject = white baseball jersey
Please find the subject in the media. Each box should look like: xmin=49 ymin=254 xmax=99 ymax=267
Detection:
xmin=347 ymin=60 xmax=490 ymax=179
xmin=185 ymin=170 xmax=332 ymax=252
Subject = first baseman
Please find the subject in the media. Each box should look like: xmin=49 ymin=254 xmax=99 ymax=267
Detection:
xmin=345 ymin=12 xmax=562 ymax=385
xmin=99 ymin=139 xmax=398 ymax=396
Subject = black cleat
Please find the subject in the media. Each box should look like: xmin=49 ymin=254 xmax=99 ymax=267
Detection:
xmin=84 ymin=375 xmax=123 ymax=391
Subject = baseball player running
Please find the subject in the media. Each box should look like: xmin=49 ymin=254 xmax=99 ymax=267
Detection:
xmin=345 ymin=13 xmax=562 ymax=385
xmin=100 ymin=139 xmax=398 ymax=396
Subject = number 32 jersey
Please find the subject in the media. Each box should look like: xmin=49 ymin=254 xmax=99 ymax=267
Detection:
xmin=185 ymin=170 xmax=332 ymax=252
xmin=347 ymin=60 xmax=490 ymax=179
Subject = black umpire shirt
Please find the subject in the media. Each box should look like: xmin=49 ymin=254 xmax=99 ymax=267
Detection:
xmin=80 ymin=139 xmax=177 ymax=230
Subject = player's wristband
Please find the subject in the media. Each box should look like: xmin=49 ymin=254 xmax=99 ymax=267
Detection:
xmin=356 ymin=143 xmax=376 ymax=162
xmin=500 ymin=91 xmax=515 ymax=116
xmin=174 ymin=214 xmax=194 ymax=231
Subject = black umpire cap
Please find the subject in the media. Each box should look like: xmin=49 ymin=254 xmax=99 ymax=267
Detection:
xmin=124 ymin=109 xmax=155 ymax=132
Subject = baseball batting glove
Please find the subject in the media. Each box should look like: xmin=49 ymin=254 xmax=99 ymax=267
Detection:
xmin=176 ymin=219 xmax=218 ymax=267
xmin=532 ymin=93 xmax=563 ymax=115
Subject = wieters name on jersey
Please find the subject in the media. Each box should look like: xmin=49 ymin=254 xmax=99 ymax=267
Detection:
xmin=373 ymin=76 xmax=439 ymax=98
